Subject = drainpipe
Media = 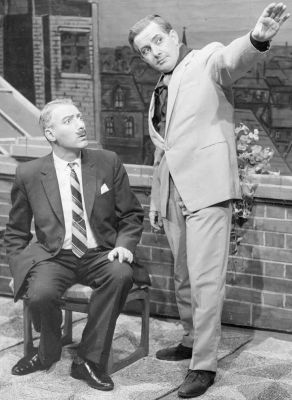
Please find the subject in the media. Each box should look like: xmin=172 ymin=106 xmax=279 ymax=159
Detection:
xmin=88 ymin=0 xmax=101 ymax=147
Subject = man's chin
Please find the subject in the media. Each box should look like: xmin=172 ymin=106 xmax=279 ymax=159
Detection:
xmin=159 ymin=63 xmax=175 ymax=74
xmin=80 ymin=139 xmax=88 ymax=147
xmin=75 ymin=142 xmax=88 ymax=150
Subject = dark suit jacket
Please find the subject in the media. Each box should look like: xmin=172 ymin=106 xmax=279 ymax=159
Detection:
xmin=4 ymin=149 xmax=144 ymax=301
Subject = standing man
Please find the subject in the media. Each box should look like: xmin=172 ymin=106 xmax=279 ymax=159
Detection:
xmin=129 ymin=3 xmax=289 ymax=398
xmin=4 ymin=98 xmax=144 ymax=391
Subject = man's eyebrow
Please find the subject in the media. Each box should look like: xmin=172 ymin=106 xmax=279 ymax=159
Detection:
xmin=61 ymin=114 xmax=74 ymax=122
xmin=139 ymin=34 xmax=162 ymax=53
xmin=151 ymin=34 xmax=162 ymax=42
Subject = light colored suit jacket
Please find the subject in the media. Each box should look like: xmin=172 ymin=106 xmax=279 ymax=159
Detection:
xmin=149 ymin=33 xmax=268 ymax=217
xmin=4 ymin=149 xmax=144 ymax=301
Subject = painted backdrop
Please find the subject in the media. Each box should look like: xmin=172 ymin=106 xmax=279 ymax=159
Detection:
xmin=0 ymin=0 xmax=291 ymax=172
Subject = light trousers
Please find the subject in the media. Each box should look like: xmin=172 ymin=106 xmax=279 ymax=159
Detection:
xmin=163 ymin=179 xmax=232 ymax=371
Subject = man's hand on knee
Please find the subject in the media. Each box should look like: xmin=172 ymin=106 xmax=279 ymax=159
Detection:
xmin=107 ymin=247 xmax=133 ymax=263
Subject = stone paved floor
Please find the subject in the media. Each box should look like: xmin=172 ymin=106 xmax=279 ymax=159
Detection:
xmin=0 ymin=295 xmax=292 ymax=399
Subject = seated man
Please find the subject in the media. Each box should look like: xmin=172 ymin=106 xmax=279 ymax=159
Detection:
xmin=4 ymin=98 xmax=144 ymax=391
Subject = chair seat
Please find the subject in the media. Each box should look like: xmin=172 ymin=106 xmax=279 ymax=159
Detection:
xmin=63 ymin=283 xmax=147 ymax=303
xmin=63 ymin=284 xmax=92 ymax=302
xmin=23 ymin=281 xmax=150 ymax=373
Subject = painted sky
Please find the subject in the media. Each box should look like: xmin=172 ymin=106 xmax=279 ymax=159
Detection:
xmin=98 ymin=0 xmax=292 ymax=48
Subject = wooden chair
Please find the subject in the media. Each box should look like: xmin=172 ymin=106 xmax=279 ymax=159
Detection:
xmin=23 ymin=283 xmax=150 ymax=373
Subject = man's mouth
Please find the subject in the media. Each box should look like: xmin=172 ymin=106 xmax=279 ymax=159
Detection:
xmin=78 ymin=131 xmax=87 ymax=139
xmin=157 ymin=58 xmax=166 ymax=65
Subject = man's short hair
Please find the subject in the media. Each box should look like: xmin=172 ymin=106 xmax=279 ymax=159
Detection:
xmin=128 ymin=14 xmax=173 ymax=53
xmin=39 ymin=98 xmax=74 ymax=133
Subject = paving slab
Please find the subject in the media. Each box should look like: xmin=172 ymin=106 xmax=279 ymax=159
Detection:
xmin=161 ymin=336 xmax=292 ymax=400
xmin=1 ymin=296 xmax=292 ymax=399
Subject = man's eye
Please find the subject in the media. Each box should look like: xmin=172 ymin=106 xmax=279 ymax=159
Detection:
xmin=156 ymin=37 xmax=163 ymax=45
xmin=141 ymin=48 xmax=150 ymax=56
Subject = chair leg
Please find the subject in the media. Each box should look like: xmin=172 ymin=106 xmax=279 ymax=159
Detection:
xmin=23 ymin=300 xmax=34 ymax=356
xmin=62 ymin=309 xmax=73 ymax=345
xmin=110 ymin=287 xmax=150 ymax=373
xmin=139 ymin=287 xmax=150 ymax=356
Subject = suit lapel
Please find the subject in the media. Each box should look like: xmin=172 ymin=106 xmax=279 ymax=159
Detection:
xmin=40 ymin=153 xmax=64 ymax=225
xmin=81 ymin=149 xmax=101 ymax=218
xmin=165 ymin=51 xmax=194 ymax=136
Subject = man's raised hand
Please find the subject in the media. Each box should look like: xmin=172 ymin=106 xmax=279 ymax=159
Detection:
xmin=252 ymin=2 xmax=290 ymax=42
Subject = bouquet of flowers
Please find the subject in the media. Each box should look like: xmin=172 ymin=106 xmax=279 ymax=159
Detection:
xmin=231 ymin=123 xmax=278 ymax=254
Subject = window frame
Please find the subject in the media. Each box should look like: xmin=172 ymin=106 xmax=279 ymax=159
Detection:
xmin=59 ymin=27 xmax=91 ymax=78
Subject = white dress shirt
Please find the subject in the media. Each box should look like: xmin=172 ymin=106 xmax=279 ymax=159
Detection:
xmin=53 ymin=152 xmax=98 ymax=250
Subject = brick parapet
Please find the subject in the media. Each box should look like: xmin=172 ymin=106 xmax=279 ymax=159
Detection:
xmin=1 ymin=161 xmax=292 ymax=332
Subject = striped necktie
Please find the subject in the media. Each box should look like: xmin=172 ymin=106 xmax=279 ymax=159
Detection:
xmin=68 ymin=162 xmax=87 ymax=258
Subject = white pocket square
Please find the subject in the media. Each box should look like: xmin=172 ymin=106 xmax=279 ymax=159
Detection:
xmin=100 ymin=183 xmax=109 ymax=194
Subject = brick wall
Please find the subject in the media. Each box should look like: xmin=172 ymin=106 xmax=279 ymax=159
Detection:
xmin=129 ymin=173 xmax=292 ymax=332
xmin=224 ymin=183 xmax=292 ymax=332
xmin=1 ymin=157 xmax=292 ymax=332
xmin=133 ymin=189 xmax=177 ymax=317
xmin=0 ymin=160 xmax=14 ymax=294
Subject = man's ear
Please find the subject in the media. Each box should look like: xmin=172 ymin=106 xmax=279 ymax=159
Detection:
xmin=44 ymin=128 xmax=56 ymax=143
xmin=169 ymin=29 xmax=179 ymax=45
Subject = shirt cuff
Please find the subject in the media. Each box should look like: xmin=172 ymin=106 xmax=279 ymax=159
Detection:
xmin=250 ymin=32 xmax=270 ymax=52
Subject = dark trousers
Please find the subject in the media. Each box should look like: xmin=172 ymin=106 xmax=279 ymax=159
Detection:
xmin=25 ymin=248 xmax=133 ymax=369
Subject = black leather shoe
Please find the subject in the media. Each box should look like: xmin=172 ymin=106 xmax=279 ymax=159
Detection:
xmin=12 ymin=350 xmax=45 ymax=376
xmin=156 ymin=344 xmax=192 ymax=361
xmin=71 ymin=359 xmax=114 ymax=391
xmin=178 ymin=370 xmax=215 ymax=398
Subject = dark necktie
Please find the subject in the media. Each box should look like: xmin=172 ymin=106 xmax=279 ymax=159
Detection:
xmin=153 ymin=73 xmax=171 ymax=138
xmin=152 ymin=44 xmax=191 ymax=138
xmin=68 ymin=162 xmax=87 ymax=258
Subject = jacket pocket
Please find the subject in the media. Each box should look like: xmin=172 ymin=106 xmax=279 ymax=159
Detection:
xmin=95 ymin=187 xmax=113 ymax=198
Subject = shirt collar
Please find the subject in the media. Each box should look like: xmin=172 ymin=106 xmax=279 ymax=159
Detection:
xmin=53 ymin=152 xmax=81 ymax=170
xmin=175 ymin=43 xmax=191 ymax=69
xmin=156 ymin=43 xmax=191 ymax=89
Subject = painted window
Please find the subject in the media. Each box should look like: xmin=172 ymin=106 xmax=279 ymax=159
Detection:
xmin=124 ymin=117 xmax=134 ymax=137
xmin=105 ymin=117 xmax=115 ymax=136
xmin=114 ymin=86 xmax=124 ymax=108
xmin=61 ymin=31 xmax=90 ymax=74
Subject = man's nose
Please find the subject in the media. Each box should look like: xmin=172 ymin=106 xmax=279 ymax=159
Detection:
xmin=76 ymin=118 xmax=85 ymax=129
xmin=152 ymin=44 xmax=161 ymax=58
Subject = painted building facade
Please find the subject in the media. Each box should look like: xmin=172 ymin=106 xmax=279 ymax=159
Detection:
xmin=0 ymin=0 xmax=291 ymax=171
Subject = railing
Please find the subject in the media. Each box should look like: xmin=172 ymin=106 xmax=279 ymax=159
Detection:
xmin=0 ymin=107 xmax=32 ymax=138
